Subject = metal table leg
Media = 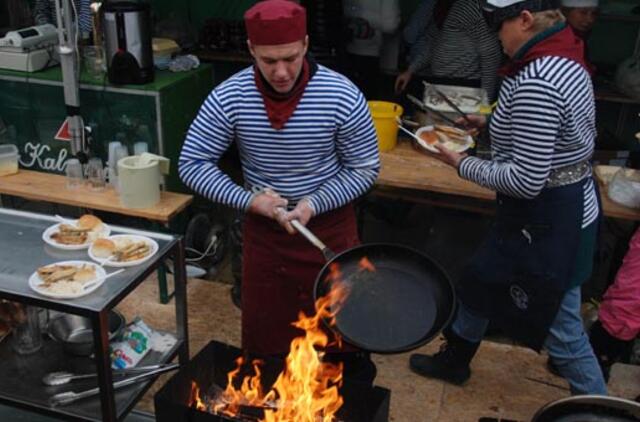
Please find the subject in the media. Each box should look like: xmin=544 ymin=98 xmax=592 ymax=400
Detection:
xmin=91 ymin=310 xmax=117 ymax=421
xmin=157 ymin=263 xmax=170 ymax=304
xmin=155 ymin=214 xmax=188 ymax=304
xmin=173 ymin=237 xmax=190 ymax=362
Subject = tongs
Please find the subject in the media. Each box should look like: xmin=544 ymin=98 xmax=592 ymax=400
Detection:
xmin=428 ymin=84 xmax=474 ymax=127
xmin=406 ymin=94 xmax=467 ymax=130
xmin=48 ymin=363 xmax=179 ymax=406
xmin=42 ymin=363 xmax=174 ymax=386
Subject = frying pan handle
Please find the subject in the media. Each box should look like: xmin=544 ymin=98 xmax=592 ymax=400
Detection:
xmin=290 ymin=220 xmax=336 ymax=261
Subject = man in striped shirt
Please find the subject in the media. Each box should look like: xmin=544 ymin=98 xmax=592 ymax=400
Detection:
xmin=33 ymin=0 xmax=92 ymax=40
xmin=409 ymin=0 xmax=607 ymax=396
xmin=179 ymin=0 xmax=379 ymax=383
xmin=395 ymin=0 xmax=503 ymax=101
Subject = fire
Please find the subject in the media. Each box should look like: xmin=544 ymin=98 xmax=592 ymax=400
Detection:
xmin=189 ymin=257 xmax=376 ymax=421
xmin=358 ymin=257 xmax=376 ymax=273
xmin=189 ymin=381 xmax=206 ymax=411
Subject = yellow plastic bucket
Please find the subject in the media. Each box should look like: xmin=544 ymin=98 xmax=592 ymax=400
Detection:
xmin=367 ymin=101 xmax=404 ymax=152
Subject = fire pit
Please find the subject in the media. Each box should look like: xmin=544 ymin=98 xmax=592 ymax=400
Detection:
xmin=154 ymin=341 xmax=390 ymax=422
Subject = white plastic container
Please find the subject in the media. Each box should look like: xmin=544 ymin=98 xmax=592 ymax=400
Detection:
xmin=0 ymin=144 xmax=19 ymax=176
xmin=117 ymin=153 xmax=170 ymax=209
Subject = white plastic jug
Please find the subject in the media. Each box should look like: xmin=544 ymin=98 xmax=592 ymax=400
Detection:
xmin=117 ymin=153 xmax=170 ymax=209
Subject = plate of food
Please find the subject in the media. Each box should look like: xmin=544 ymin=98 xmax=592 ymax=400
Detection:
xmin=42 ymin=215 xmax=111 ymax=250
xmin=88 ymin=235 xmax=159 ymax=267
xmin=415 ymin=125 xmax=474 ymax=154
xmin=29 ymin=261 xmax=107 ymax=299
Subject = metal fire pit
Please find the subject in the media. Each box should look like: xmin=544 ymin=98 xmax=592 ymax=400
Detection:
xmin=155 ymin=341 xmax=390 ymax=422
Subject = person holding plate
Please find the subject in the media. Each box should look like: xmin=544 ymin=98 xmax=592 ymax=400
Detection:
xmin=408 ymin=0 xmax=606 ymax=395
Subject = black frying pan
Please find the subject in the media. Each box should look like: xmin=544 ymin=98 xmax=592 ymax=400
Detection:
xmin=291 ymin=220 xmax=455 ymax=354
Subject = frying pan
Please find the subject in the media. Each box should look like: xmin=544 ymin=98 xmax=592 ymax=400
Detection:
xmin=291 ymin=220 xmax=455 ymax=354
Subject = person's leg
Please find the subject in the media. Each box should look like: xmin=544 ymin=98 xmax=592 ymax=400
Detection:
xmin=450 ymin=301 xmax=490 ymax=342
xmin=545 ymin=287 xmax=608 ymax=395
xmin=409 ymin=301 xmax=486 ymax=384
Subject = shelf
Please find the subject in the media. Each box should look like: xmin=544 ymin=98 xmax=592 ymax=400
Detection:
xmin=0 ymin=209 xmax=177 ymax=315
xmin=195 ymin=50 xmax=253 ymax=64
xmin=0 ymin=333 xmax=182 ymax=421
xmin=194 ymin=49 xmax=338 ymax=66
xmin=599 ymin=13 xmax=640 ymax=23
xmin=0 ymin=65 xmax=213 ymax=92
xmin=0 ymin=208 xmax=190 ymax=421
xmin=595 ymin=86 xmax=640 ymax=105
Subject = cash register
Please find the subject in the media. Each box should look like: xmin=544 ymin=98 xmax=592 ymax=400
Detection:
xmin=0 ymin=24 xmax=59 ymax=72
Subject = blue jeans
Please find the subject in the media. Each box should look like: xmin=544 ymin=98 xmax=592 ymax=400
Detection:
xmin=451 ymin=286 xmax=607 ymax=395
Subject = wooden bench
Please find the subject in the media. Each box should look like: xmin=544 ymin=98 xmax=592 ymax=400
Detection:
xmin=0 ymin=169 xmax=194 ymax=303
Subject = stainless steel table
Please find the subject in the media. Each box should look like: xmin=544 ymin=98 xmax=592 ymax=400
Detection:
xmin=0 ymin=208 xmax=189 ymax=421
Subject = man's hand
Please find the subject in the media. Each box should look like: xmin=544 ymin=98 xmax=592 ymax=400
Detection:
xmin=279 ymin=199 xmax=315 ymax=235
xmin=455 ymin=114 xmax=486 ymax=135
xmin=395 ymin=70 xmax=413 ymax=94
xmin=248 ymin=192 xmax=288 ymax=221
xmin=433 ymin=144 xmax=467 ymax=169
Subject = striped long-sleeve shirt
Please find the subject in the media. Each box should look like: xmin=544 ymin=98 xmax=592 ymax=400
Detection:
xmin=179 ymin=65 xmax=380 ymax=215
xmin=459 ymin=56 xmax=599 ymax=228
xmin=33 ymin=0 xmax=92 ymax=38
xmin=408 ymin=0 xmax=502 ymax=100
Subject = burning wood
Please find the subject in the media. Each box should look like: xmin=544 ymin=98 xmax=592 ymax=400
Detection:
xmin=189 ymin=258 xmax=377 ymax=422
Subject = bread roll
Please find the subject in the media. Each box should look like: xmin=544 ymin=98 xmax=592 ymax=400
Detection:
xmin=77 ymin=214 xmax=103 ymax=230
xmin=92 ymin=238 xmax=116 ymax=258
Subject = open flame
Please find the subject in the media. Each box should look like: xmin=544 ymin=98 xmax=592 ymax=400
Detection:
xmin=189 ymin=257 xmax=376 ymax=421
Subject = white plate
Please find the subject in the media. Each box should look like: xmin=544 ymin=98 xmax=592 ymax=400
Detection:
xmin=423 ymin=83 xmax=487 ymax=114
xmin=415 ymin=126 xmax=474 ymax=154
xmin=42 ymin=221 xmax=111 ymax=251
xmin=29 ymin=260 xmax=107 ymax=299
xmin=88 ymin=234 xmax=159 ymax=267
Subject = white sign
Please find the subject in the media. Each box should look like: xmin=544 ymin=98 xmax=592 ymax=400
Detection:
xmin=18 ymin=142 xmax=69 ymax=172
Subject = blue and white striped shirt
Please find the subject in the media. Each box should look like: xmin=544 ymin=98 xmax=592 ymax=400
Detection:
xmin=179 ymin=64 xmax=380 ymax=215
xmin=408 ymin=0 xmax=502 ymax=101
xmin=460 ymin=56 xmax=599 ymax=228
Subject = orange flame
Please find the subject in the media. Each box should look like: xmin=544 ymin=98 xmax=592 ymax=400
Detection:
xmin=190 ymin=258 xmax=372 ymax=421
xmin=358 ymin=257 xmax=376 ymax=273
xmin=189 ymin=381 xmax=206 ymax=411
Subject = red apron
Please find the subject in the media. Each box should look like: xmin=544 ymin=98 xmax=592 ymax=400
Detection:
xmin=241 ymin=205 xmax=359 ymax=356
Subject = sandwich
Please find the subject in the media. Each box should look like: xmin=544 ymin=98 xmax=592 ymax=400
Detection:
xmin=92 ymin=238 xmax=116 ymax=258
xmin=77 ymin=214 xmax=103 ymax=231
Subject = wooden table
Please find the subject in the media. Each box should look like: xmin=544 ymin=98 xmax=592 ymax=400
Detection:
xmin=0 ymin=169 xmax=194 ymax=303
xmin=377 ymin=140 xmax=640 ymax=221
xmin=0 ymin=170 xmax=192 ymax=225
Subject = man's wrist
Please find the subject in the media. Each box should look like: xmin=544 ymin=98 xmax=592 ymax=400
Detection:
xmin=301 ymin=197 xmax=316 ymax=216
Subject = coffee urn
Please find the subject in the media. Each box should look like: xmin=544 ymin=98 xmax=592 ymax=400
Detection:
xmin=102 ymin=1 xmax=154 ymax=84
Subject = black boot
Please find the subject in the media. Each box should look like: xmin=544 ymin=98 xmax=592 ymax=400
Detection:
xmin=409 ymin=329 xmax=480 ymax=385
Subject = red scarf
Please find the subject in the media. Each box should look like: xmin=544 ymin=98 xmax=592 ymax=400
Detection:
xmin=499 ymin=25 xmax=591 ymax=77
xmin=254 ymin=59 xmax=310 ymax=130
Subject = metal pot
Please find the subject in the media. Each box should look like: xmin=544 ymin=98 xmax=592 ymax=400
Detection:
xmin=48 ymin=310 xmax=126 ymax=356
xmin=532 ymin=395 xmax=640 ymax=422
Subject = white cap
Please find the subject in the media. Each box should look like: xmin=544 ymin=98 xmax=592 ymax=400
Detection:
xmin=485 ymin=0 xmax=527 ymax=6
xmin=561 ymin=0 xmax=598 ymax=7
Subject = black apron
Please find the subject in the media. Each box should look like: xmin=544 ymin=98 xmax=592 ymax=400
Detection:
xmin=457 ymin=178 xmax=590 ymax=350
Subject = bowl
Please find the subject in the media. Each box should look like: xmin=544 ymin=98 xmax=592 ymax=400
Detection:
xmin=48 ymin=310 xmax=125 ymax=356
